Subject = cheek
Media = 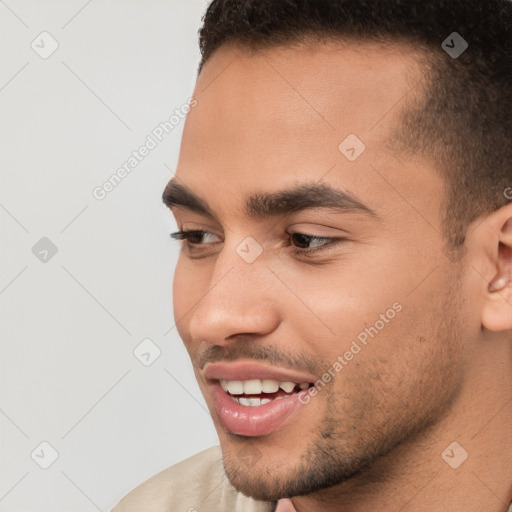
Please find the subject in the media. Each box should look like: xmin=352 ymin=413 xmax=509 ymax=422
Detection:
xmin=276 ymin=262 xmax=400 ymax=348
xmin=172 ymin=259 xmax=185 ymax=322
xmin=339 ymin=287 xmax=464 ymax=407
xmin=172 ymin=258 xmax=203 ymax=339
xmin=296 ymin=266 xmax=459 ymax=396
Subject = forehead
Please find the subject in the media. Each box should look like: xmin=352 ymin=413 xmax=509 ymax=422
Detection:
xmin=174 ymin=40 xmax=438 ymax=224
xmin=189 ymin=40 xmax=422 ymax=139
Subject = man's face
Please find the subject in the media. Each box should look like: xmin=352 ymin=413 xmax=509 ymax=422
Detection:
xmin=168 ymin=41 xmax=478 ymax=500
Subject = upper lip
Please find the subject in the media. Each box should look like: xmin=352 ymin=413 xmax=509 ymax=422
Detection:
xmin=203 ymin=361 xmax=317 ymax=383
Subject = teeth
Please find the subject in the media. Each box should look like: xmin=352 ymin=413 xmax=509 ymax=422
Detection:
xmin=238 ymin=397 xmax=263 ymax=406
xmin=279 ymin=382 xmax=296 ymax=393
xmin=243 ymin=379 xmax=262 ymax=394
xmin=220 ymin=379 xmax=308 ymax=396
xmin=226 ymin=381 xmax=244 ymax=395
xmin=236 ymin=397 xmax=274 ymax=407
xmin=261 ymin=379 xmax=280 ymax=393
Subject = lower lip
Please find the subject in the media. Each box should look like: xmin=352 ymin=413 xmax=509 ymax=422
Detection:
xmin=211 ymin=383 xmax=307 ymax=437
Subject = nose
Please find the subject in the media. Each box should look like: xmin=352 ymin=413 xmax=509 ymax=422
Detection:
xmin=186 ymin=243 xmax=280 ymax=347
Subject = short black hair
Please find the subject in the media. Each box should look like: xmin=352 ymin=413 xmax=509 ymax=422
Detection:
xmin=197 ymin=0 xmax=512 ymax=251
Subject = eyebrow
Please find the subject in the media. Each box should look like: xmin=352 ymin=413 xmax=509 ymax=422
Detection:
xmin=162 ymin=178 xmax=377 ymax=219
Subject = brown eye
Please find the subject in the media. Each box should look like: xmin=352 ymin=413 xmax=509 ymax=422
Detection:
xmin=290 ymin=232 xmax=334 ymax=251
xmin=170 ymin=229 xmax=221 ymax=247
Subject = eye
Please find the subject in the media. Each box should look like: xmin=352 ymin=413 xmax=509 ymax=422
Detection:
xmin=287 ymin=232 xmax=345 ymax=256
xmin=170 ymin=229 xmax=345 ymax=257
xmin=170 ymin=229 xmax=220 ymax=246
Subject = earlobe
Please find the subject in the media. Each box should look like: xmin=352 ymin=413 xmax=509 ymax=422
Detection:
xmin=482 ymin=288 xmax=512 ymax=331
xmin=482 ymin=214 xmax=512 ymax=332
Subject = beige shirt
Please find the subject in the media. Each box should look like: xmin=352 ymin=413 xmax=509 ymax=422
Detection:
xmin=112 ymin=446 xmax=512 ymax=512
xmin=112 ymin=446 xmax=274 ymax=512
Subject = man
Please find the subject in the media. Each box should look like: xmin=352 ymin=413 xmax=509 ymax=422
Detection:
xmin=113 ymin=0 xmax=512 ymax=510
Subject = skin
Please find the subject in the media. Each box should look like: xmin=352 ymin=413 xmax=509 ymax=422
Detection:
xmin=167 ymin=40 xmax=512 ymax=511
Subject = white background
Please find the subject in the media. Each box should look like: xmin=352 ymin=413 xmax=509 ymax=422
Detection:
xmin=0 ymin=1 xmax=219 ymax=510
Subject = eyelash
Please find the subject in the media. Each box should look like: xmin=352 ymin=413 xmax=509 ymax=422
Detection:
xmin=169 ymin=229 xmax=345 ymax=257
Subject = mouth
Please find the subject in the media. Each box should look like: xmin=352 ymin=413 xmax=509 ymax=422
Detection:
xmin=204 ymin=362 xmax=316 ymax=437
xmin=221 ymin=378 xmax=312 ymax=405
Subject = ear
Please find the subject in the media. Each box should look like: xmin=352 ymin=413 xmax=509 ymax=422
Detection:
xmin=481 ymin=204 xmax=512 ymax=331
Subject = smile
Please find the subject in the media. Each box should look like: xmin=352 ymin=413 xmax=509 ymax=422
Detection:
xmin=204 ymin=362 xmax=316 ymax=436
xmin=221 ymin=379 xmax=311 ymax=406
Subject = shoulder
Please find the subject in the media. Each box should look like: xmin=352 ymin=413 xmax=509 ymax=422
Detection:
xmin=111 ymin=446 xmax=274 ymax=512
